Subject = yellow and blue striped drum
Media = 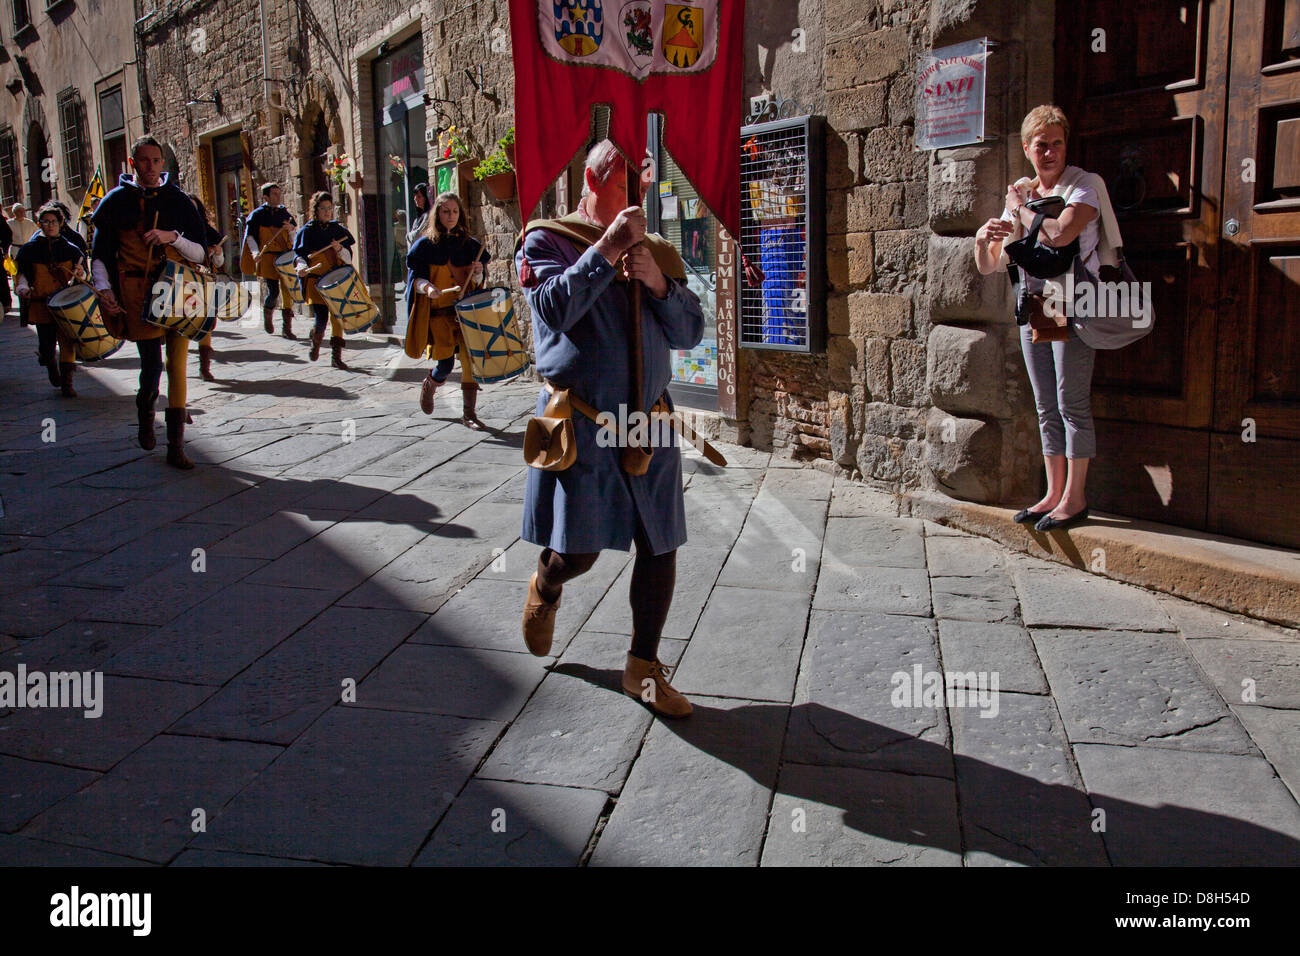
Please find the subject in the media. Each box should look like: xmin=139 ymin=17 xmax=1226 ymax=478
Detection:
xmin=212 ymin=276 xmax=255 ymax=322
xmin=318 ymin=266 xmax=379 ymax=333
xmin=145 ymin=259 xmax=217 ymax=341
xmin=48 ymin=284 xmax=123 ymax=362
xmin=274 ymin=251 xmax=305 ymax=305
xmin=455 ymin=287 xmax=529 ymax=384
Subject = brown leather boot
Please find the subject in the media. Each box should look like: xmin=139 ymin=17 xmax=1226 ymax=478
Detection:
xmin=419 ymin=374 xmax=440 ymax=414
xmin=45 ymin=349 xmax=62 ymax=387
xmin=262 ymin=306 xmax=275 ymax=334
xmin=59 ymin=363 xmax=76 ymax=397
xmin=308 ymin=327 xmax=324 ymax=361
xmin=622 ymin=655 xmax=692 ymax=718
xmin=281 ymin=310 xmax=297 ymax=340
xmin=198 ymin=345 xmax=215 ymax=381
xmin=136 ymin=390 xmax=157 ymax=450
xmin=522 ymin=573 xmax=560 ymax=656
xmin=330 ymin=335 xmax=349 ymax=370
xmin=461 ymin=382 xmax=485 ymax=430
xmin=164 ymin=408 xmax=195 ymax=470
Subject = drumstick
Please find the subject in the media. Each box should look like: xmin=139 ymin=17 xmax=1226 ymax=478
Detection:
xmin=143 ymin=212 xmax=161 ymax=275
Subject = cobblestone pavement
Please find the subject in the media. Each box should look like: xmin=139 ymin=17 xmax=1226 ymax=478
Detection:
xmin=2 ymin=316 xmax=1299 ymax=866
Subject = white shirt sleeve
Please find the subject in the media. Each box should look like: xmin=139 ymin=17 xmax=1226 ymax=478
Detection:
xmin=15 ymin=274 xmax=28 ymax=294
xmin=91 ymin=259 xmax=112 ymax=292
xmin=170 ymin=233 xmax=205 ymax=263
xmin=337 ymin=245 xmax=352 ymax=265
xmin=210 ymin=248 xmax=225 ymax=269
xmin=246 ymin=234 xmax=259 ymax=256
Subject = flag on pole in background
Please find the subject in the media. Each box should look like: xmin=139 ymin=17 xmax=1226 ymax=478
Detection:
xmin=508 ymin=0 xmax=745 ymax=238
xmin=77 ymin=167 xmax=106 ymax=222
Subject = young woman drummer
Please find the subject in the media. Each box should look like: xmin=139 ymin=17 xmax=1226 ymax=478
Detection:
xmin=189 ymin=193 xmax=225 ymax=382
xmin=15 ymin=202 xmax=84 ymax=396
xmin=292 ymin=191 xmax=355 ymax=371
xmin=403 ymin=190 xmax=490 ymax=428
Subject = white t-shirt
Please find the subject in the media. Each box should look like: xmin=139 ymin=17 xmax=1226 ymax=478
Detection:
xmin=1000 ymin=168 xmax=1102 ymax=276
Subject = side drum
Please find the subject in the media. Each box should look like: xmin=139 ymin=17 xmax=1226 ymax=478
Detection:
xmin=48 ymin=284 xmax=123 ymax=362
xmin=317 ymin=266 xmax=379 ymax=333
xmin=454 ymin=287 xmax=530 ymax=384
xmin=145 ymin=259 xmax=217 ymax=341
xmin=274 ymin=251 xmax=306 ymax=305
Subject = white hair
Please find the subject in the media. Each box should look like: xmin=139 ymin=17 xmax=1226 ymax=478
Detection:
xmin=580 ymin=139 xmax=625 ymax=198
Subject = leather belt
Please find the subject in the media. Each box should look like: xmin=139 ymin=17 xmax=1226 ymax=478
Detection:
xmin=543 ymin=381 xmax=727 ymax=467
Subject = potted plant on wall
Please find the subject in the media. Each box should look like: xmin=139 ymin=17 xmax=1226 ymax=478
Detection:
xmin=473 ymin=149 xmax=515 ymax=202
xmin=440 ymin=126 xmax=476 ymax=183
xmin=329 ymin=152 xmax=361 ymax=192
xmin=499 ymin=127 xmax=515 ymax=168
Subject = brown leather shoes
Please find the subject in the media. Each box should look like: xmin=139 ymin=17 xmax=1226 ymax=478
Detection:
xmin=622 ymin=654 xmax=692 ymax=718
xmin=419 ymin=374 xmax=439 ymax=415
xmin=522 ymin=572 xmax=560 ymax=656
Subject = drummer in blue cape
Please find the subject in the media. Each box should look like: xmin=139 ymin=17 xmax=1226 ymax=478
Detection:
xmin=15 ymin=202 xmax=85 ymax=397
xmin=91 ymin=136 xmax=209 ymax=469
xmin=402 ymin=190 xmax=492 ymax=429
xmin=240 ymin=183 xmax=298 ymax=339
xmin=291 ymin=191 xmax=356 ymax=371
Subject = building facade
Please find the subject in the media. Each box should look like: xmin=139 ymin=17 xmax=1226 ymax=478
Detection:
xmin=3 ymin=0 xmax=1296 ymax=551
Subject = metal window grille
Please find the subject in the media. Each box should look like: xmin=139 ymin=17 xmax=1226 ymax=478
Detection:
xmin=0 ymin=129 xmax=17 ymax=207
xmin=57 ymin=87 xmax=84 ymax=194
xmin=738 ymin=114 xmax=824 ymax=352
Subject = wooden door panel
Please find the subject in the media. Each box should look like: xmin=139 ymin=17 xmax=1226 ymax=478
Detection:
xmin=1208 ymin=434 xmax=1300 ymax=547
xmin=1091 ymin=422 xmax=1210 ymax=530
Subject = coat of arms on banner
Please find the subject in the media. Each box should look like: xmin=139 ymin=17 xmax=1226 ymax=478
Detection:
xmin=621 ymin=1 xmax=653 ymax=68
xmin=555 ymin=0 xmax=604 ymax=57
xmin=662 ymin=4 xmax=703 ymax=67
xmin=538 ymin=0 xmax=717 ymax=78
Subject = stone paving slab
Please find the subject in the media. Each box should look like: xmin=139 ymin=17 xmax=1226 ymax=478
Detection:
xmin=193 ymin=707 xmax=501 ymax=866
xmin=1031 ymin=628 xmax=1259 ymax=754
xmin=169 ymin=606 xmax=424 ymax=744
xmin=18 ymin=496 xmax=193 ymax=553
xmin=415 ymin=779 xmax=606 ymax=867
xmin=207 ymin=510 xmax=346 ymax=560
xmin=673 ymin=586 xmax=811 ymax=702
xmin=822 ymin=516 xmax=926 ymax=568
xmin=170 ymin=849 xmax=331 ymax=866
xmin=938 ymin=620 xmax=1049 ymax=695
xmin=356 ymin=643 xmax=544 ymax=721
xmin=762 ymin=764 xmax=962 ymax=866
xmin=4 ymin=584 xmax=133 ymax=638
xmin=411 ymin=578 xmax=606 ymax=657
xmin=1232 ymin=705 xmax=1300 ymax=805
xmin=784 ymin=610 xmax=951 ymax=777
xmin=0 ymin=833 xmax=151 ymax=866
xmin=279 ymin=435 xmax=419 ymax=479
xmin=1073 ymin=743 xmax=1300 ymax=865
xmin=590 ymin=695 xmax=785 ymax=867
xmin=1015 ymin=566 xmax=1174 ymax=631
xmin=925 ymin=533 xmax=1007 ymax=576
xmin=102 ymin=582 xmax=338 ymax=685
xmin=930 ymin=573 xmax=1020 ymax=623
xmin=0 ymin=675 xmax=216 ymax=771
xmin=813 ymin=562 xmax=932 ymax=616
xmin=1 ymin=621 xmax=158 ymax=672
xmin=0 ymin=755 xmax=99 ymax=834
xmin=760 ymin=468 xmax=833 ymax=500
xmin=0 ymin=546 xmax=101 ymax=594
xmin=246 ymin=518 xmax=428 ymax=592
xmin=1159 ymin=596 xmax=1300 ymax=642
xmin=950 ymin=694 xmax=1108 ymax=866
xmin=287 ymin=473 xmax=410 ymax=514
xmin=21 ymin=734 xmax=282 ymax=863
xmin=1183 ymin=639 xmax=1300 ymax=709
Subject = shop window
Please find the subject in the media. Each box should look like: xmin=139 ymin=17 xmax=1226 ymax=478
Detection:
xmin=738 ymin=114 xmax=825 ymax=353
xmin=57 ymin=87 xmax=84 ymax=195
xmin=0 ymin=127 xmax=17 ymax=206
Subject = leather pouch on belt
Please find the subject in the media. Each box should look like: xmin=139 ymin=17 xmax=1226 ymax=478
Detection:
xmin=524 ymin=387 xmax=577 ymax=471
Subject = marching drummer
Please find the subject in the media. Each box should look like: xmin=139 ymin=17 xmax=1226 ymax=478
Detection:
xmin=190 ymin=193 xmax=226 ymax=382
xmin=15 ymin=202 xmax=85 ymax=397
xmin=91 ymin=135 xmax=208 ymax=469
xmin=403 ymin=190 xmax=490 ymax=429
xmin=291 ymin=191 xmax=355 ymax=371
xmin=242 ymin=182 xmax=297 ymax=339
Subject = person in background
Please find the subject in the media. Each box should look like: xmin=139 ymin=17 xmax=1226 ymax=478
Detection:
xmin=406 ymin=183 xmax=430 ymax=246
xmin=15 ymin=202 xmax=84 ymax=396
xmin=10 ymin=204 xmax=37 ymax=327
xmin=0 ymin=206 xmax=12 ymax=316
xmin=190 ymin=192 xmax=225 ymax=382
xmin=292 ymin=191 xmax=356 ymax=370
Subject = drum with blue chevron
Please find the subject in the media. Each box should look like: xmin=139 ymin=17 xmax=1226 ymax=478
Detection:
xmin=317 ymin=266 xmax=379 ymax=333
xmin=48 ymin=284 xmax=123 ymax=362
xmin=454 ymin=287 xmax=529 ymax=384
xmin=145 ymin=259 xmax=217 ymax=341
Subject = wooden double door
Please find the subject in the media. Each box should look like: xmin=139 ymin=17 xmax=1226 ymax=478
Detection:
xmin=1056 ymin=0 xmax=1300 ymax=548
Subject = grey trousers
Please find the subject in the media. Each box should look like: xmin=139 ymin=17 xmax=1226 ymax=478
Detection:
xmin=1019 ymin=323 xmax=1096 ymax=459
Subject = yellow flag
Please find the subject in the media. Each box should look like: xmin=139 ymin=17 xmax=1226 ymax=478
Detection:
xmin=77 ymin=167 xmax=106 ymax=222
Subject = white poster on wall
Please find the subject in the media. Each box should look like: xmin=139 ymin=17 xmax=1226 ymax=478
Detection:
xmin=915 ymin=37 xmax=990 ymax=150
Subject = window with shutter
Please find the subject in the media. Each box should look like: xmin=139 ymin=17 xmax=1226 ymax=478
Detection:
xmin=58 ymin=87 xmax=84 ymax=195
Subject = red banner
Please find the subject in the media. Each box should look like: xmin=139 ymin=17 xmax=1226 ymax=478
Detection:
xmin=508 ymin=0 xmax=745 ymax=238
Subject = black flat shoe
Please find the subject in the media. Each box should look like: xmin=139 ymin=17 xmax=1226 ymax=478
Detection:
xmin=1013 ymin=507 xmax=1051 ymax=524
xmin=1035 ymin=506 xmax=1090 ymax=532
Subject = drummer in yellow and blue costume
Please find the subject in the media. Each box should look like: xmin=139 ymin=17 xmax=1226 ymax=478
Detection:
xmin=241 ymin=183 xmax=297 ymax=338
xmin=403 ymin=190 xmax=490 ymax=429
xmin=15 ymin=202 xmax=85 ymax=397
xmin=91 ymin=135 xmax=208 ymax=469
xmin=292 ymin=191 xmax=355 ymax=371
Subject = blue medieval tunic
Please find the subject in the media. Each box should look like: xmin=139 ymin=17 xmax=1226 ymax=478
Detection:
xmin=515 ymin=222 xmax=704 ymax=556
